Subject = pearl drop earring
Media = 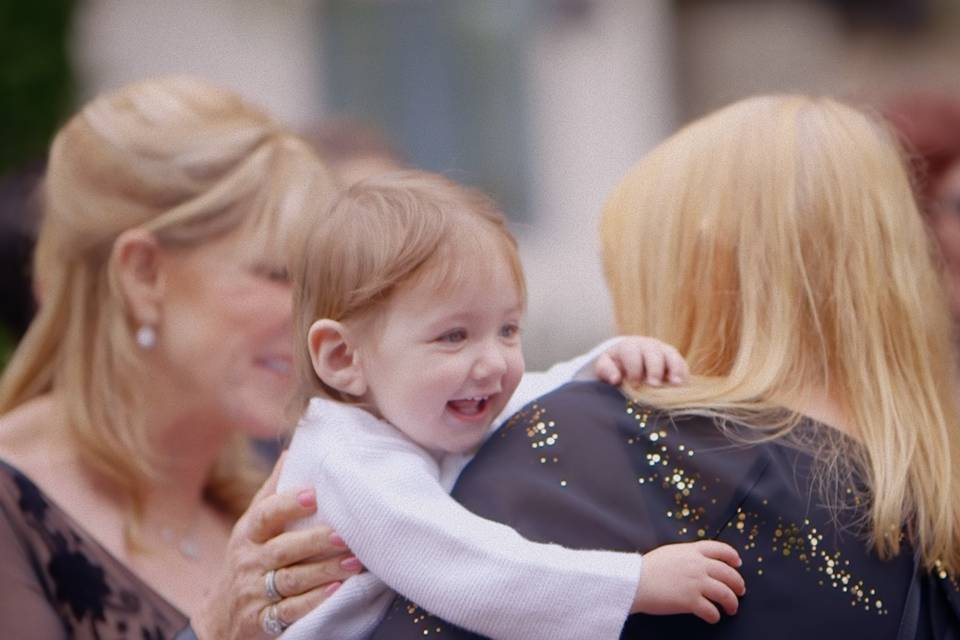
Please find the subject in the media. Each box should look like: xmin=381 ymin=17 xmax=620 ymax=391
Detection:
xmin=136 ymin=325 xmax=157 ymax=350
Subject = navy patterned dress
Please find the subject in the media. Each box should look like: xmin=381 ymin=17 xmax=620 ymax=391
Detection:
xmin=0 ymin=459 xmax=188 ymax=639
xmin=370 ymin=381 xmax=960 ymax=639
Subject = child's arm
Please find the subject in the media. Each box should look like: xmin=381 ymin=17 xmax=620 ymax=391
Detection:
xmin=499 ymin=336 xmax=688 ymax=424
xmin=285 ymin=400 xmax=741 ymax=640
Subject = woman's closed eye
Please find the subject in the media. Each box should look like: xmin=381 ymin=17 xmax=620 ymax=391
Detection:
xmin=251 ymin=262 xmax=290 ymax=283
xmin=436 ymin=328 xmax=468 ymax=344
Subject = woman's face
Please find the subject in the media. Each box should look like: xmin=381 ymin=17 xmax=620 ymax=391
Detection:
xmin=154 ymin=228 xmax=294 ymax=439
xmin=931 ymin=162 xmax=960 ymax=320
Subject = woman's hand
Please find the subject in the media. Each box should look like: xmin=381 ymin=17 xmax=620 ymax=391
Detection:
xmin=190 ymin=454 xmax=361 ymax=639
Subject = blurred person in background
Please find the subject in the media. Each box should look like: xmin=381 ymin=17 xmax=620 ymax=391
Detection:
xmin=371 ymin=95 xmax=960 ymax=639
xmin=301 ymin=117 xmax=406 ymax=186
xmin=884 ymin=93 xmax=960 ymax=326
xmin=0 ymin=159 xmax=42 ymax=366
xmin=0 ymin=76 xmax=359 ymax=639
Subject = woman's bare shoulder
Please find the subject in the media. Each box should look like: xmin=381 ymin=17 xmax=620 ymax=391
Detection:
xmin=0 ymin=395 xmax=77 ymax=486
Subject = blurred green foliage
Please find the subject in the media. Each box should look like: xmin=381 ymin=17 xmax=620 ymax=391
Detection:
xmin=0 ymin=0 xmax=76 ymax=173
xmin=0 ymin=324 xmax=12 ymax=371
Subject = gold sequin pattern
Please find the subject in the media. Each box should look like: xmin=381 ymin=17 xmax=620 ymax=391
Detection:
xmin=502 ymin=403 xmax=567 ymax=487
xmin=934 ymin=559 xmax=960 ymax=592
xmin=625 ymin=399 xmax=891 ymax=617
xmin=626 ymin=403 xmax=710 ymax=537
xmin=404 ymin=602 xmax=444 ymax=636
xmin=724 ymin=508 xmax=890 ymax=614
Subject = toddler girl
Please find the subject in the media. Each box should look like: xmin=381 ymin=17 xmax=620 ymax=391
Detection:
xmin=277 ymin=171 xmax=744 ymax=639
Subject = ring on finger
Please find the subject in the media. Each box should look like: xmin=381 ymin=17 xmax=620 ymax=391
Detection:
xmin=262 ymin=603 xmax=290 ymax=636
xmin=264 ymin=569 xmax=283 ymax=603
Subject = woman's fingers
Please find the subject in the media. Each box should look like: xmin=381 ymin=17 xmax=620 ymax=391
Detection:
xmin=263 ymin=527 xmax=353 ymax=568
xmin=261 ymin=581 xmax=344 ymax=631
xmin=246 ymin=487 xmax=318 ymax=544
xmin=272 ymin=553 xmax=362 ymax=598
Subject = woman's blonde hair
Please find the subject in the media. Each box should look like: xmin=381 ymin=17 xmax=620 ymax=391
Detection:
xmin=601 ymin=95 xmax=960 ymax=573
xmin=291 ymin=170 xmax=525 ymax=408
xmin=0 ymin=76 xmax=337 ymax=524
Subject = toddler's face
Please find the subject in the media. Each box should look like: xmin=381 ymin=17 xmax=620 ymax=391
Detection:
xmin=358 ymin=258 xmax=525 ymax=456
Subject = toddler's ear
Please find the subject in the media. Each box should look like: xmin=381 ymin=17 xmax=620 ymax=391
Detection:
xmin=307 ymin=319 xmax=367 ymax=397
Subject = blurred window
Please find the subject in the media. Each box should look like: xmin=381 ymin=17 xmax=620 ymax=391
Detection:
xmin=321 ymin=0 xmax=535 ymax=220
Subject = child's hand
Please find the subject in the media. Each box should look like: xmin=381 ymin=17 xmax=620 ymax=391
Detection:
xmin=631 ymin=540 xmax=745 ymax=623
xmin=594 ymin=336 xmax=689 ymax=387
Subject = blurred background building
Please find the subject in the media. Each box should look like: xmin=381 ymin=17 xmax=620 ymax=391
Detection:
xmin=4 ymin=0 xmax=960 ymax=368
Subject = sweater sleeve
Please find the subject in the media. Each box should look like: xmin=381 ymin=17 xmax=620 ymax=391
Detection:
xmin=287 ymin=400 xmax=640 ymax=640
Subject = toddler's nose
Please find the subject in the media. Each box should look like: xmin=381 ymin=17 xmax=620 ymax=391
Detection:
xmin=471 ymin=341 xmax=508 ymax=382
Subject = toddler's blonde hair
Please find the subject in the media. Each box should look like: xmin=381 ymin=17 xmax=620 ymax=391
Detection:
xmin=291 ymin=170 xmax=525 ymax=408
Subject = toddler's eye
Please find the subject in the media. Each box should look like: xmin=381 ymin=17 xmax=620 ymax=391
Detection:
xmin=500 ymin=323 xmax=520 ymax=339
xmin=437 ymin=329 xmax=467 ymax=343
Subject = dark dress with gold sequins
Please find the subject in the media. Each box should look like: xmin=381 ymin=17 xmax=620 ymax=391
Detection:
xmin=0 ymin=458 xmax=190 ymax=639
xmin=369 ymin=381 xmax=960 ymax=639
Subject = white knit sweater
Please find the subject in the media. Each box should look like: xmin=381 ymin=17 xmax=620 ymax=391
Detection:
xmin=277 ymin=340 xmax=641 ymax=640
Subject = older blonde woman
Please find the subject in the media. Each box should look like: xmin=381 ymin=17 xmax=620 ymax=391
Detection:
xmin=371 ymin=96 xmax=960 ymax=638
xmin=0 ymin=77 xmax=357 ymax=639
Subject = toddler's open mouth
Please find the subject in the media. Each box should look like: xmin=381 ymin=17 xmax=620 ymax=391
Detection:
xmin=446 ymin=396 xmax=490 ymax=419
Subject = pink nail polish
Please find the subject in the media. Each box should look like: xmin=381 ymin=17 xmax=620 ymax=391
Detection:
xmin=340 ymin=556 xmax=361 ymax=571
xmin=323 ymin=581 xmax=342 ymax=597
xmin=329 ymin=532 xmax=347 ymax=548
xmin=297 ymin=489 xmax=316 ymax=508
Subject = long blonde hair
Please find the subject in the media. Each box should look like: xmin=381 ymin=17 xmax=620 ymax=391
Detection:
xmin=600 ymin=95 xmax=960 ymax=573
xmin=0 ymin=76 xmax=337 ymax=522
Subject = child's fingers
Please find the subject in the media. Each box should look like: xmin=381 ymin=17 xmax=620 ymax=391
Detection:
xmin=594 ymin=354 xmax=623 ymax=385
xmin=692 ymin=597 xmax=722 ymax=624
xmin=664 ymin=346 xmax=689 ymax=384
xmin=707 ymin=560 xmax=746 ymax=596
xmin=703 ymin=579 xmax=740 ymax=617
xmin=641 ymin=348 xmax=666 ymax=386
xmin=695 ymin=540 xmax=742 ymax=567
xmin=615 ymin=347 xmax=646 ymax=384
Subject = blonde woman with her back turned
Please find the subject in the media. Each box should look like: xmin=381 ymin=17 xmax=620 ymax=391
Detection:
xmin=369 ymin=96 xmax=960 ymax=639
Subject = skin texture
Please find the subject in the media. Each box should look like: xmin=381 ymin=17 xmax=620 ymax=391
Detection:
xmin=151 ymin=230 xmax=296 ymax=441
xmin=356 ymin=260 xmax=525 ymax=457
